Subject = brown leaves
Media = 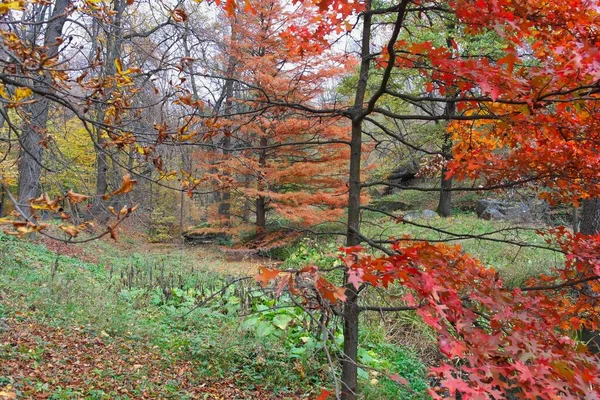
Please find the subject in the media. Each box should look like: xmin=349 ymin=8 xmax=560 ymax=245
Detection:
xmin=59 ymin=222 xmax=94 ymax=238
xmin=102 ymin=174 xmax=137 ymax=200
xmin=29 ymin=193 xmax=62 ymax=212
xmin=255 ymin=267 xmax=280 ymax=287
xmin=170 ymin=7 xmax=188 ymax=22
xmin=0 ymin=316 xmax=293 ymax=399
xmin=66 ymin=190 xmax=90 ymax=205
xmin=3 ymin=221 xmax=49 ymax=238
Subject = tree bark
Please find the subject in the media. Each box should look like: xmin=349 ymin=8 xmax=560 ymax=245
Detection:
xmin=256 ymin=136 xmax=268 ymax=231
xmin=90 ymin=0 xmax=125 ymax=222
xmin=0 ymin=183 xmax=5 ymax=217
xmin=216 ymin=50 xmax=237 ymax=227
xmin=436 ymin=40 xmax=455 ymax=218
xmin=580 ymin=198 xmax=600 ymax=353
xmin=341 ymin=2 xmax=372 ymax=398
xmin=580 ymin=199 xmax=600 ymax=235
xmin=17 ymin=0 xmax=69 ymax=217
xmin=436 ymin=162 xmax=452 ymax=217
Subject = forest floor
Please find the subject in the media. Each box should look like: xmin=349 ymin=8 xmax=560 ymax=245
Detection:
xmin=0 ymin=195 xmax=563 ymax=399
xmin=0 ymin=315 xmax=295 ymax=400
xmin=0 ymin=231 xmax=311 ymax=400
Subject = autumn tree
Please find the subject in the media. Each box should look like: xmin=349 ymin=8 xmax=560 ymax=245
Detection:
xmin=189 ymin=0 xmax=352 ymax=232
xmin=3 ymin=0 xmax=600 ymax=399
xmin=241 ymin=0 xmax=600 ymax=398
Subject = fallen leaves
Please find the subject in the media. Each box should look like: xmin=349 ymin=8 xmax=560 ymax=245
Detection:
xmin=0 ymin=316 xmax=300 ymax=399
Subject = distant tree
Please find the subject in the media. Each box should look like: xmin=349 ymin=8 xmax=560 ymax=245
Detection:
xmin=193 ymin=0 xmax=352 ymax=232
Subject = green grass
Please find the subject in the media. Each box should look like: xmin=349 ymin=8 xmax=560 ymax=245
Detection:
xmin=361 ymin=210 xmax=562 ymax=287
xmin=1 ymin=200 xmax=558 ymax=399
xmin=0 ymin=231 xmax=430 ymax=399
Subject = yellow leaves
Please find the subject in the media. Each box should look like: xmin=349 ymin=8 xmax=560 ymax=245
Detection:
xmin=114 ymin=58 xmax=124 ymax=74
xmin=0 ymin=385 xmax=16 ymax=399
xmin=114 ymin=58 xmax=141 ymax=87
xmin=102 ymin=174 xmax=137 ymax=200
xmin=3 ymin=221 xmax=49 ymax=238
xmin=14 ymin=87 xmax=32 ymax=102
xmin=0 ymin=84 xmax=34 ymax=107
xmin=0 ymin=1 xmax=23 ymax=15
xmin=29 ymin=194 xmax=62 ymax=212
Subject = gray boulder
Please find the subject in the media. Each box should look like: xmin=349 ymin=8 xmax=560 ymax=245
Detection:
xmin=403 ymin=209 xmax=439 ymax=221
xmin=421 ymin=209 xmax=439 ymax=219
xmin=476 ymin=199 xmax=532 ymax=222
xmin=376 ymin=200 xmax=410 ymax=212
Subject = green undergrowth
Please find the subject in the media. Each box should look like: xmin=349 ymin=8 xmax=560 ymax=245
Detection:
xmin=0 ymin=232 xmax=428 ymax=399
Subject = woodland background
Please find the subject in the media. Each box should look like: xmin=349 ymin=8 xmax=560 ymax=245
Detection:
xmin=1 ymin=0 xmax=600 ymax=399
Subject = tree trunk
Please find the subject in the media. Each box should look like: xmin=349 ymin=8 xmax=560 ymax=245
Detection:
xmin=580 ymin=199 xmax=600 ymax=235
xmin=90 ymin=0 xmax=125 ymax=222
xmin=17 ymin=99 xmax=46 ymax=217
xmin=256 ymin=136 xmax=268 ymax=232
xmin=256 ymin=196 xmax=266 ymax=231
xmin=341 ymin=2 xmax=372 ymax=398
xmin=217 ymin=132 xmax=232 ymax=226
xmin=436 ymin=82 xmax=455 ymax=218
xmin=580 ymin=198 xmax=600 ymax=353
xmin=436 ymin=166 xmax=452 ymax=217
xmin=216 ymin=52 xmax=237 ymax=227
xmin=0 ymin=183 xmax=5 ymax=217
xmin=17 ymin=0 xmax=69 ymax=218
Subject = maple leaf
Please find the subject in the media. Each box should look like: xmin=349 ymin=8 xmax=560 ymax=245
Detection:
xmin=315 ymin=388 xmax=331 ymax=400
xmin=497 ymin=51 xmax=520 ymax=75
xmin=389 ymin=373 xmax=408 ymax=385
xmin=254 ymin=268 xmax=280 ymax=287
xmin=347 ymin=268 xmax=363 ymax=290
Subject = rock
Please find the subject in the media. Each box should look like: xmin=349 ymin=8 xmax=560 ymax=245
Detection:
xmin=476 ymin=199 xmax=532 ymax=222
xmin=0 ymin=319 xmax=9 ymax=332
xmin=376 ymin=200 xmax=410 ymax=212
xmin=402 ymin=211 xmax=421 ymax=221
xmin=182 ymin=229 xmax=231 ymax=245
xmin=421 ymin=209 xmax=439 ymax=219
xmin=403 ymin=210 xmax=439 ymax=221
xmin=384 ymin=159 xmax=421 ymax=194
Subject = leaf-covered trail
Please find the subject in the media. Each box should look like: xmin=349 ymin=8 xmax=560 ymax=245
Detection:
xmin=0 ymin=316 xmax=300 ymax=399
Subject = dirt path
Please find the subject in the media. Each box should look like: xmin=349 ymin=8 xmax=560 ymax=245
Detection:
xmin=0 ymin=316 xmax=300 ymax=399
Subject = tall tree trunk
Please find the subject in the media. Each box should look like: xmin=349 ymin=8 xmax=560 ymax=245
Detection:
xmin=437 ymin=129 xmax=454 ymax=218
xmin=256 ymin=136 xmax=268 ymax=232
xmin=256 ymin=196 xmax=266 ymax=231
xmin=216 ymin=50 xmax=237 ymax=227
xmin=17 ymin=0 xmax=69 ymax=217
xmin=580 ymin=198 xmax=600 ymax=353
xmin=436 ymin=151 xmax=452 ymax=217
xmin=436 ymin=35 xmax=456 ymax=218
xmin=580 ymin=199 xmax=600 ymax=235
xmin=90 ymin=0 xmax=125 ymax=222
xmin=0 ymin=183 xmax=5 ymax=217
xmin=341 ymin=2 xmax=372 ymax=399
